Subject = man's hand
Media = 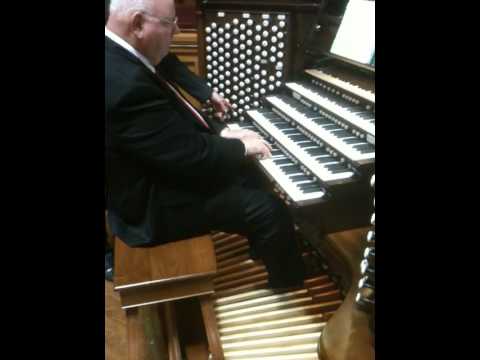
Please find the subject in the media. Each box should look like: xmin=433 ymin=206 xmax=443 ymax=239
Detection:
xmin=220 ymin=127 xmax=271 ymax=159
xmin=210 ymin=91 xmax=233 ymax=121
xmin=220 ymin=127 xmax=272 ymax=160
xmin=241 ymin=136 xmax=272 ymax=160
xmin=220 ymin=128 xmax=262 ymax=141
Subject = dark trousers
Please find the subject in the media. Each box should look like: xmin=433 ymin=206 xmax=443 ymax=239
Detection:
xmin=161 ymin=162 xmax=306 ymax=289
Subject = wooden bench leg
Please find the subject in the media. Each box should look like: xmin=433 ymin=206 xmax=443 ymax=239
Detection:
xmin=163 ymin=302 xmax=183 ymax=360
xmin=199 ymin=295 xmax=224 ymax=360
xmin=126 ymin=306 xmax=168 ymax=360
xmin=105 ymin=210 xmax=115 ymax=249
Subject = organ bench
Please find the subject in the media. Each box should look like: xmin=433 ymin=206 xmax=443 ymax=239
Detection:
xmin=113 ymin=234 xmax=225 ymax=360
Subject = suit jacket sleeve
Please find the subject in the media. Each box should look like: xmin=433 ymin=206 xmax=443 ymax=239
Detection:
xmin=109 ymin=75 xmax=245 ymax=187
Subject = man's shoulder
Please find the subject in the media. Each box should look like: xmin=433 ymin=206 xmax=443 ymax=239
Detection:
xmin=105 ymin=38 xmax=151 ymax=82
xmin=106 ymin=49 xmax=161 ymax=109
xmin=106 ymin=47 xmax=145 ymax=83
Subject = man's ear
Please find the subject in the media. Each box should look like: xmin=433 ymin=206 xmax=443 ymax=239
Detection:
xmin=131 ymin=12 xmax=145 ymax=38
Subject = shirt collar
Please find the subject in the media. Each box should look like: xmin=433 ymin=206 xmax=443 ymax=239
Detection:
xmin=105 ymin=27 xmax=156 ymax=74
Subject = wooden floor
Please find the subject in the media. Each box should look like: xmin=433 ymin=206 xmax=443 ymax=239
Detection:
xmin=106 ymin=280 xmax=210 ymax=360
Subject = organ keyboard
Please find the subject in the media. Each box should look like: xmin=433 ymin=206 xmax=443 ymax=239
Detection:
xmin=285 ymin=81 xmax=375 ymax=142
xmin=229 ymin=119 xmax=328 ymax=206
xmin=226 ymin=69 xmax=374 ymax=209
xmin=248 ymin=109 xmax=356 ymax=184
xmin=266 ymin=94 xmax=374 ymax=165
xmin=305 ymin=69 xmax=375 ymax=105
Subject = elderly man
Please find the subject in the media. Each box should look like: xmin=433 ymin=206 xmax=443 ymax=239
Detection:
xmin=105 ymin=0 xmax=305 ymax=289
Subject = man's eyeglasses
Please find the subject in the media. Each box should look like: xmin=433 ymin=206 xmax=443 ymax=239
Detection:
xmin=142 ymin=12 xmax=178 ymax=27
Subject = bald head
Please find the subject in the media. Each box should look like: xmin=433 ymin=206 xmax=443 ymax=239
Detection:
xmin=107 ymin=0 xmax=179 ymax=65
xmin=109 ymin=0 xmax=154 ymax=16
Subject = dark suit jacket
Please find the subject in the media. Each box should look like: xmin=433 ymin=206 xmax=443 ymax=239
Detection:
xmin=105 ymin=37 xmax=245 ymax=246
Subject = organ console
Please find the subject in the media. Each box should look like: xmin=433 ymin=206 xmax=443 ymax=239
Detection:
xmin=110 ymin=1 xmax=376 ymax=359
xmin=193 ymin=0 xmax=376 ymax=358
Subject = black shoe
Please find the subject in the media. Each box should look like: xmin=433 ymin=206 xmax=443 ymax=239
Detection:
xmin=249 ymin=245 xmax=261 ymax=260
xmin=269 ymin=275 xmax=305 ymax=292
xmin=249 ymin=249 xmax=260 ymax=260
xmin=105 ymin=250 xmax=114 ymax=282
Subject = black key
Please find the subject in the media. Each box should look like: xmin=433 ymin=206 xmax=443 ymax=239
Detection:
xmin=280 ymin=165 xmax=302 ymax=174
xmin=297 ymin=182 xmax=322 ymax=190
xmin=289 ymin=134 xmax=309 ymax=141
xmin=353 ymin=143 xmax=373 ymax=151
xmin=298 ymin=141 xmax=317 ymax=148
xmin=355 ymin=111 xmax=374 ymax=119
xmin=323 ymin=124 xmax=342 ymax=131
xmin=303 ymin=187 xmax=324 ymax=193
xmin=330 ymin=168 xmax=350 ymax=174
xmin=289 ymin=174 xmax=311 ymax=182
xmin=313 ymin=118 xmax=331 ymax=125
xmin=352 ymin=143 xmax=375 ymax=153
xmin=283 ymin=168 xmax=303 ymax=175
xmin=280 ymin=129 xmax=298 ymax=134
xmin=276 ymin=123 xmax=291 ymax=129
xmin=295 ymin=183 xmax=321 ymax=191
xmin=331 ymin=130 xmax=352 ymax=138
xmin=306 ymin=148 xmax=328 ymax=156
xmin=274 ymin=158 xmax=292 ymax=165
xmin=358 ymin=147 xmax=375 ymax=154
xmin=304 ymin=111 xmax=321 ymax=118
xmin=344 ymin=138 xmax=365 ymax=144
xmin=317 ymin=156 xmax=336 ymax=163
xmin=280 ymin=164 xmax=298 ymax=170
xmin=325 ymin=163 xmax=346 ymax=171
xmin=346 ymin=104 xmax=365 ymax=112
xmin=271 ymin=150 xmax=283 ymax=156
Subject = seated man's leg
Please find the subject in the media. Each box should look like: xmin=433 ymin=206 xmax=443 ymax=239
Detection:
xmin=203 ymin=186 xmax=305 ymax=289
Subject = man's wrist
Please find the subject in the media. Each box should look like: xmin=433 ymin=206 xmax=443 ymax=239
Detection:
xmin=221 ymin=128 xmax=247 ymax=156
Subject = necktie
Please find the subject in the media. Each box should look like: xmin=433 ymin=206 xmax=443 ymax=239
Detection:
xmin=156 ymin=73 xmax=211 ymax=130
